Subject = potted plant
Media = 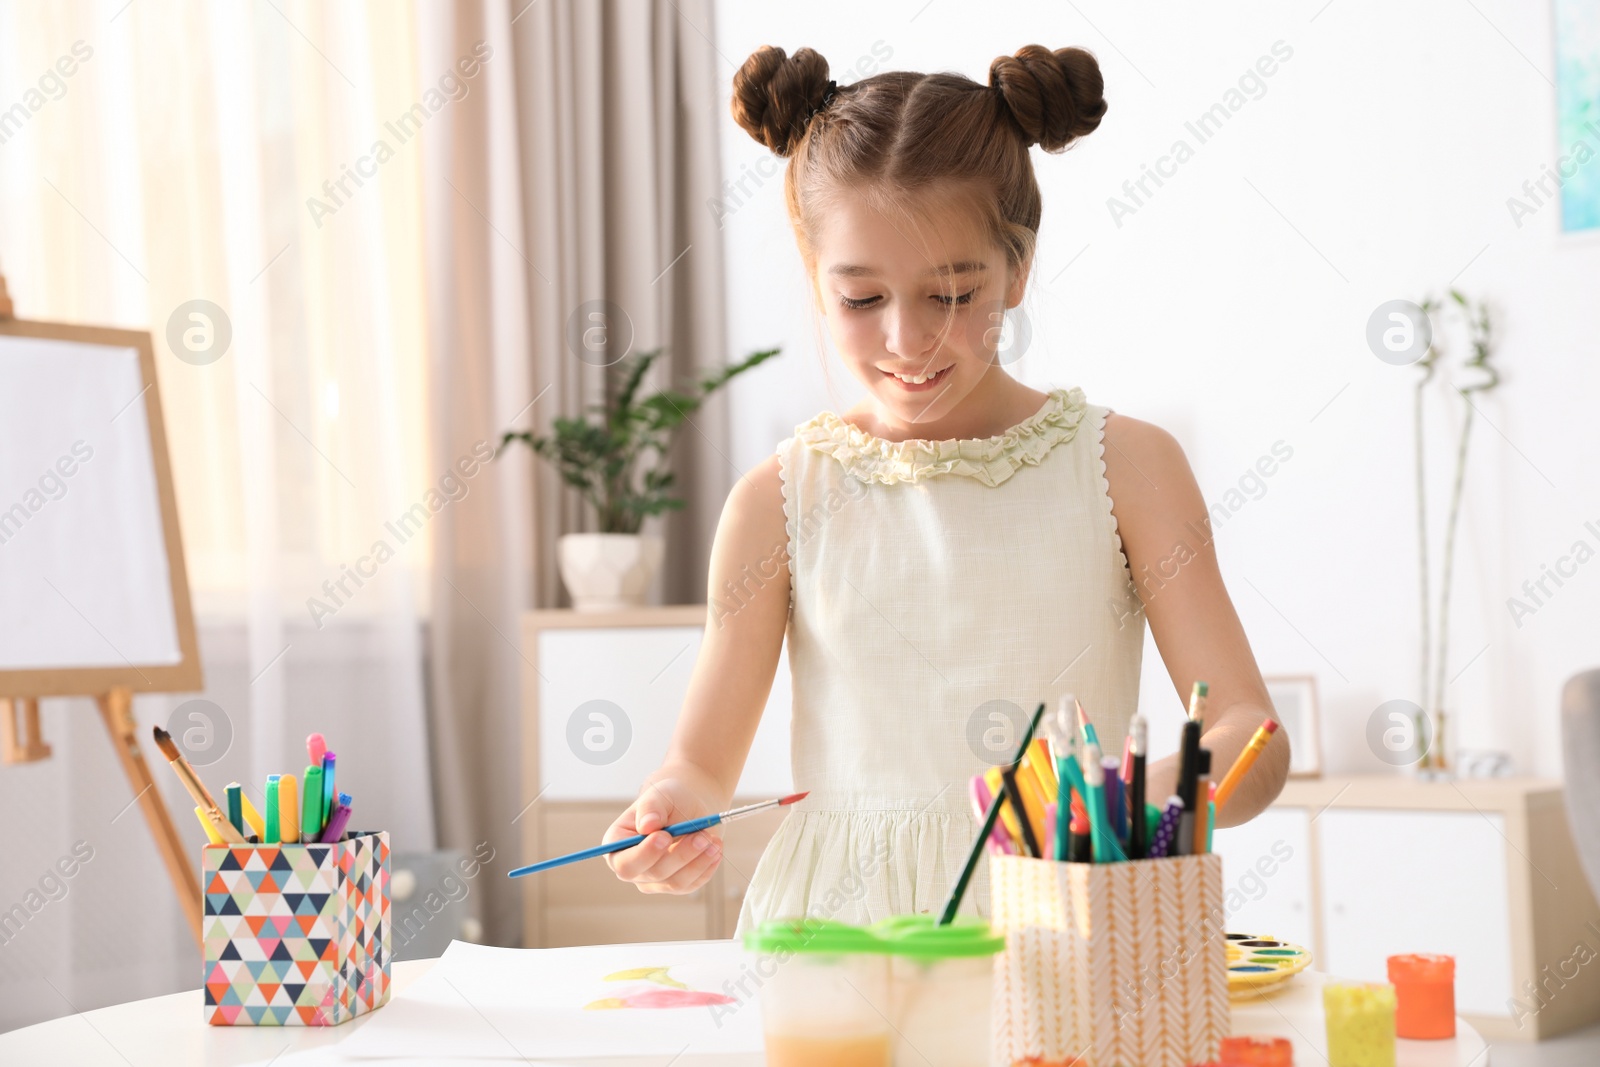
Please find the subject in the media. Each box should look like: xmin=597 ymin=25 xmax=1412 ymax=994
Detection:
xmin=500 ymin=345 xmax=779 ymax=611
xmin=1411 ymin=290 xmax=1499 ymax=776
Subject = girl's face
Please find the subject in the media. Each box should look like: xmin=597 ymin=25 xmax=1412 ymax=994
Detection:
xmin=812 ymin=187 xmax=1027 ymax=427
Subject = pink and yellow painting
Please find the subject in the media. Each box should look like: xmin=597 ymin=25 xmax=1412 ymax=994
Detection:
xmin=583 ymin=966 xmax=737 ymax=1011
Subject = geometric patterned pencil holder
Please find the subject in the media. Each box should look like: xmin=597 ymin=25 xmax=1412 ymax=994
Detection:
xmin=202 ymin=830 xmax=392 ymax=1026
xmin=989 ymin=852 xmax=1228 ymax=1067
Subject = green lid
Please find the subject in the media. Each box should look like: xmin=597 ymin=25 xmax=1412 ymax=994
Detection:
xmin=869 ymin=915 xmax=1007 ymax=960
xmin=742 ymin=918 xmax=885 ymax=955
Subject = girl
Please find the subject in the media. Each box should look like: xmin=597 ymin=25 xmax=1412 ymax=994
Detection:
xmin=603 ymin=43 xmax=1290 ymax=929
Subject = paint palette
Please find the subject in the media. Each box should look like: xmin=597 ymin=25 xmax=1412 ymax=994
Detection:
xmin=1226 ymin=932 xmax=1312 ymax=995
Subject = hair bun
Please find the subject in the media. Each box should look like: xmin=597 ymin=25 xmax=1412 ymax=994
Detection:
xmin=989 ymin=45 xmax=1106 ymax=151
xmin=730 ymin=45 xmax=834 ymax=158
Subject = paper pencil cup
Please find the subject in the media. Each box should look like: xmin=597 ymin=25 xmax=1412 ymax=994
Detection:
xmin=202 ymin=830 xmax=392 ymax=1026
xmin=989 ymin=852 xmax=1230 ymax=1067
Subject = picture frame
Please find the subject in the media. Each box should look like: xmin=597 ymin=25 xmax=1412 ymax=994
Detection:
xmin=1263 ymin=674 xmax=1321 ymax=778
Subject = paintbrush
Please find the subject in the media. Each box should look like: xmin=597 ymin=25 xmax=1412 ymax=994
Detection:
xmin=152 ymin=726 xmax=246 ymax=844
xmin=508 ymin=792 xmax=809 ymax=877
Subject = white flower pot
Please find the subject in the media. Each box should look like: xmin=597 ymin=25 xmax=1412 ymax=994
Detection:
xmin=558 ymin=533 xmax=664 ymax=612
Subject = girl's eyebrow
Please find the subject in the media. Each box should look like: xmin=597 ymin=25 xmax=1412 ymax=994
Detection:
xmin=826 ymin=260 xmax=988 ymax=278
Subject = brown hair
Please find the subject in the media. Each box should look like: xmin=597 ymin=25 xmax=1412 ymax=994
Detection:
xmin=729 ymin=44 xmax=1106 ymax=284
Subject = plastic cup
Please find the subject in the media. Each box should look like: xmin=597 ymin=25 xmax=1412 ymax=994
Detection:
xmin=744 ymin=919 xmax=893 ymax=1067
xmin=1387 ymin=953 xmax=1455 ymax=1039
xmin=872 ymin=915 xmax=1007 ymax=1067
xmin=1322 ymin=981 xmax=1397 ymax=1067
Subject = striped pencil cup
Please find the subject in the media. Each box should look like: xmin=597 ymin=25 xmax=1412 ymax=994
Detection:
xmin=989 ymin=852 xmax=1229 ymax=1067
xmin=202 ymin=830 xmax=392 ymax=1026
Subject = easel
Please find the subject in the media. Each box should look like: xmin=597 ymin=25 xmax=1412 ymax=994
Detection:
xmin=0 ymin=271 xmax=205 ymax=949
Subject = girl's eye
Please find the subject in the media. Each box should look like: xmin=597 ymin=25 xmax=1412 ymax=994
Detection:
xmin=837 ymin=289 xmax=977 ymax=311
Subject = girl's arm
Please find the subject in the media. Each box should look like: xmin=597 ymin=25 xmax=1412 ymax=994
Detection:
xmin=1101 ymin=414 xmax=1291 ymax=827
xmin=603 ymin=453 xmax=791 ymax=893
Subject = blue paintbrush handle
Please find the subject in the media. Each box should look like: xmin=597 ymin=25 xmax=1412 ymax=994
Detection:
xmin=508 ymin=811 xmax=723 ymax=877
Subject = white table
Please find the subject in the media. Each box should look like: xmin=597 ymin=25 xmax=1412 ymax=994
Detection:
xmin=0 ymin=958 xmax=1489 ymax=1066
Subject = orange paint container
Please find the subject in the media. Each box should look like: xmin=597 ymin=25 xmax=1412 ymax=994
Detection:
xmin=1220 ymin=1034 xmax=1294 ymax=1066
xmin=1387 ymin=954 xmax=1455 ymax=1039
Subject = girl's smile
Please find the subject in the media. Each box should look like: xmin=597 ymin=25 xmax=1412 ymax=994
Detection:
xmin=880 ymin=362 xmax=955 ymax=390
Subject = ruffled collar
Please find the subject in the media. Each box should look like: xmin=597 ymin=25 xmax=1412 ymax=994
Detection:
xmin=794 ymin=386 xmax=1088 ymax=487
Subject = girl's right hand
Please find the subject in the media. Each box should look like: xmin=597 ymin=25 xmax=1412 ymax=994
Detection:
xmin=603 ymin=773 xmax=725 ymax=894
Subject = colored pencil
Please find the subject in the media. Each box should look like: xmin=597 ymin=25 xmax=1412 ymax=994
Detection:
xmin=1214 ymin=718 xmax=1279 ymax=811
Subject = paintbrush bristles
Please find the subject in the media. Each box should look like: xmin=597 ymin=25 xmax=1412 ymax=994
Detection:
xmin=152 ymin=725 xmax=180 ymax=761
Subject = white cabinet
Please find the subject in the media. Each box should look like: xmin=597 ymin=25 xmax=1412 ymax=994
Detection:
xmin=1211 ymin=807 xmax=1316 ymax=952
xmin=1265 ymin=776 xmax=1600 ymax=1041
xmin=518 ymin=607 xmax=796 ymax=949
xmin=1316 ymin=809 xmax=1513 ymax=1016
xmin=533 ymin=618 xmax=793 ymax=801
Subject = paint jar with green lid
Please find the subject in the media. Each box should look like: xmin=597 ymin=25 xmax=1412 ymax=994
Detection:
xmin=743 ymin=918 xmax=893 ymax=1067
xmin=872 ymin=915 xmax=1008 ymax=1067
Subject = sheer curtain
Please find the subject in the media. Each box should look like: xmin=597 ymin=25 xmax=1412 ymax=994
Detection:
xmin=420 ymin=0 xmax=734 ymax=950
xmin=0 ymin=0 xmax=435 ymax=1028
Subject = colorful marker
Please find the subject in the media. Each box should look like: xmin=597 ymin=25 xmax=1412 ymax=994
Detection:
xmin=1103 ymin=756 xmax=1124 ymax=842
xmin=279 ymin=772 xmax=300 ymax=844
xmin=1150 ymin=796 xmax=1185 ymax=859
xmin=301 ymin=766 xmax=325 ymax=841
xmin=320 ymin=792 xmax=354 ymax=843
xmin=239 ymin=792 xmax=266 ymax=841
xmin=264 ymin=775 xmax=281 ymax=844
xmin=321 ymin=752 xmax=336 ymax=834
xmin=225 ymin=782 xmax=244 ymax=838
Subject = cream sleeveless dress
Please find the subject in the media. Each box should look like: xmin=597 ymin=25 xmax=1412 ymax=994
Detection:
xmin=734 ymin=386 xmax=1147 ymax=933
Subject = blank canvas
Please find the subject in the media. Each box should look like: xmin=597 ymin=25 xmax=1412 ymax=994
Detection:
xmin=0 ymin=333 xmax=181 ymax=670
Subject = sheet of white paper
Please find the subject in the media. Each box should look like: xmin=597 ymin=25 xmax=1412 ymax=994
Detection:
xmin=0 ymin=335 xmax=181 ymax=669
xmin=335 ymin=939 xmax=763 ymax=1060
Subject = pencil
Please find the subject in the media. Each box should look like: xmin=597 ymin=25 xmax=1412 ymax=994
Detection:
xmin=1187 ymin=680 xmax=1209 ymax=728
xmin=1214 ymin=718 xmax=1279 ymax=811
xmin=1075 ymin=697 xmax=1100 ymax=749
xmin=1129 ymin=716 xmax=1148 ymax=859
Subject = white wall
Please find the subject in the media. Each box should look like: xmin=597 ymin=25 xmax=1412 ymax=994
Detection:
xmin=713 ymin=0 xmax=1600 ymax=778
